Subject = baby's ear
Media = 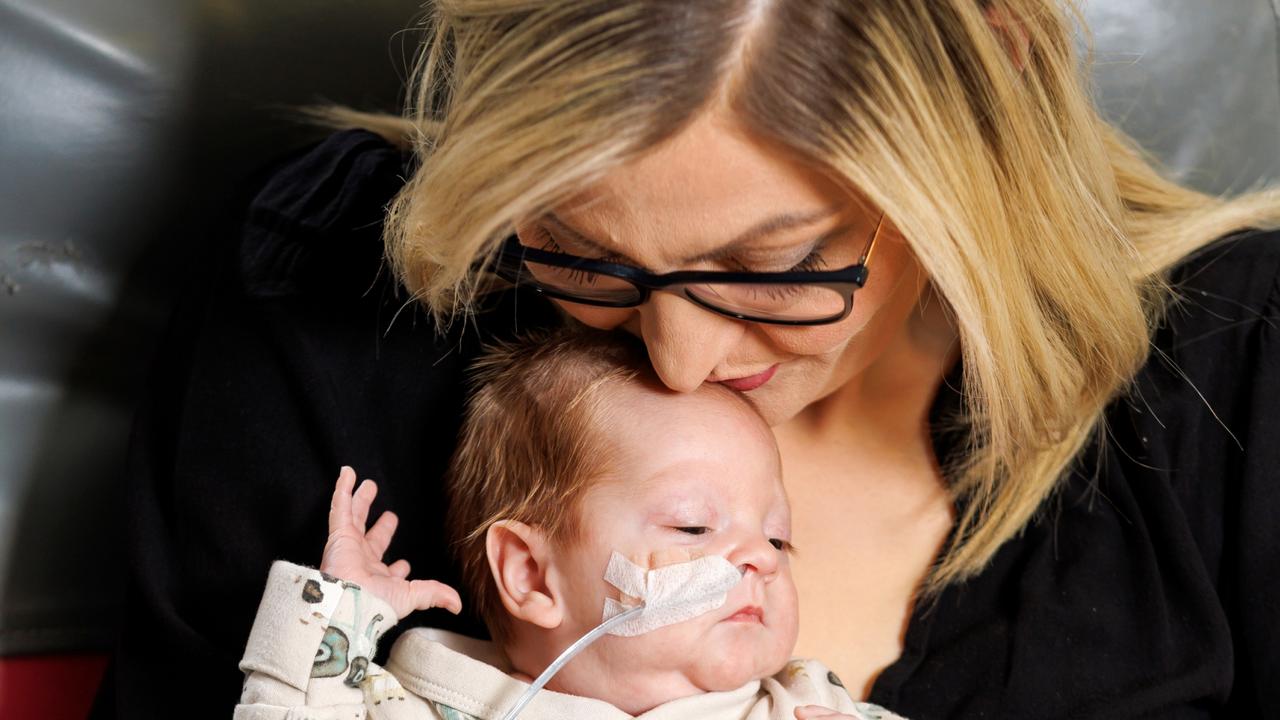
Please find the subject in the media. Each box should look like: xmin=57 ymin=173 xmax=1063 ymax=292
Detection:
xmin=486 ymin=521 xmax=564 ymax=630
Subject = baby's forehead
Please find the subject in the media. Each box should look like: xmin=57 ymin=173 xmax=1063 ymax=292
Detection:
xmin=585 ymin=382 xmax=787 ymax=509
xmin=600 ymin=380 xmax=771 ymax=437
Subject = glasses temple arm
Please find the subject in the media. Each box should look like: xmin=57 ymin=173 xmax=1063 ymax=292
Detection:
xmin=859 ymin=213 xmax=887 ymax=267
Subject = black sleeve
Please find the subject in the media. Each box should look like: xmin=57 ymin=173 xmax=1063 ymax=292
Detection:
xmin=1224 ymin=236 xmax=1280 ymax=717
xmin=1142 ymin=229 xmax=1280 ymax=717
xmin=91 ymin=130 xmax=555 ymax=720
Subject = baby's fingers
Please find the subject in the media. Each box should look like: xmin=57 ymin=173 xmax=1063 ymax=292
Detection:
xmin=794 ymin=706 xmax=851 ymax=719
xmin=366 ymin=511 xmax=399 ymax=559
xmin=351 ymin=478 xmax=377 ymax=531
xmin=328 ymin=466 xmax=357 ymax=534
xmin=388 ymin=559 xmax=411 ymax=579
xmin=409 ymin=579 xmax=463 ymax=615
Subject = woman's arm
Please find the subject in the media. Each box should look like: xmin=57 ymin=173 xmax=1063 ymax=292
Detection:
xmin=93 ymin=131 xmax=521 ymax=720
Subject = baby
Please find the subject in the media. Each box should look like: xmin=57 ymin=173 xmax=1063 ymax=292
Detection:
xmin=235 ymin=328 xmax=903 ymax=720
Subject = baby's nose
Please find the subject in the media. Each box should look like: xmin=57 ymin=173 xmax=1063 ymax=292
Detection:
xmin=732 ymin=537 xmax=780 ymax=579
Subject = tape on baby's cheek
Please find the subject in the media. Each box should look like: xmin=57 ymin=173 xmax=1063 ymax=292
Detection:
xmin=600 ymin=551 xmax=743 ymax=637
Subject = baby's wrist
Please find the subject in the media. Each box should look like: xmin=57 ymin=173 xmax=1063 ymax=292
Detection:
xmin=317 ymin=557 xmax=371 ymax=591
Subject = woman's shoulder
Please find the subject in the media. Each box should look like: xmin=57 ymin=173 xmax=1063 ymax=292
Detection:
xmin=888 ymin=228 xmax=1280 ymax=717
xmin=1113 ymin=225 xmax=1280 ymax=651
xmin=1127 ymin=226 xmax=1279 ymax=471
xmin=1145 ymin=226 xmax=1280 ymax=409
xmin=234 ymin=128 xmax=411 ymax=299
xmin=1166 ymin=226 xmax=1280 ymax=307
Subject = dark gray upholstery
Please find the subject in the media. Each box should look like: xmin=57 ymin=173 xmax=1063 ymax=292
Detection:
xmin=0 ymin=0 xmax=420 ymax=654
xmin=1084 ymin=1 xmax=1280 ymax=194
xmin=1 ymin=0 xmax=1278 ymax=656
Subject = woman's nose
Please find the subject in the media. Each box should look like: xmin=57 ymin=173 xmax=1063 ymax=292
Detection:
xmin=636 ymin=293 xmax=743 ymax=393
xmin=729 ymin=534 xmax=780 ymax=580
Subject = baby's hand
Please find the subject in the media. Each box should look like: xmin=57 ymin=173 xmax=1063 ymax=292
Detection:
xmin=320 ymin=466 xmax=463 ymax=621
xmin=794 ymin=706 xmax=868 ymax=719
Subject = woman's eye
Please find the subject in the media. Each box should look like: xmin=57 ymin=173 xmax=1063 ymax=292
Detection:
xmin=785 ymin=250 xmax=827 ymax=273
xmin=672 ymin=526 xmax=710 ymax=536
xmin=735 ymin=249 xmax=828 ymax=275
xmin=530 ymin=226 xmax=626 ymax=263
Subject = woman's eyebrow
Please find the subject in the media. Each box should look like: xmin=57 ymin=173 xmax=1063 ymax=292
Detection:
xmin=543 ymin=207 xmax=840 ymax=264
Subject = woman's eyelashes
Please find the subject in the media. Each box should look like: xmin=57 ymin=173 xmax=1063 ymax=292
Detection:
xmin=784 ymin=250 xmax=827 ymax=273
xmin=531 ymin=227 xmax=626 ymax=264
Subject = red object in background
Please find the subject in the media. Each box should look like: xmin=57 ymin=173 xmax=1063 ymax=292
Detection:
xmin=0 ymin=654 xmax=108 ymax=720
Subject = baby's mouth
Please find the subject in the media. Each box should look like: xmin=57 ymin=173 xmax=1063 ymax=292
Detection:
xmin=723 ymin=605 xmax=764 ymax=623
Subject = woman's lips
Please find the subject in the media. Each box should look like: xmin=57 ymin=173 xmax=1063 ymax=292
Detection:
xmin=715 ymin=364 xmax=778 ymax=392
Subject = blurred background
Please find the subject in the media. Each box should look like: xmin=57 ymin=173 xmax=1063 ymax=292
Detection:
xmin=0 ymin=1 xmax=1277 ymax=718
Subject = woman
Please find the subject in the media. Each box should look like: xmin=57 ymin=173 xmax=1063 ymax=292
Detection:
xmin=95 ymin=1 xmax=1279 ymax=718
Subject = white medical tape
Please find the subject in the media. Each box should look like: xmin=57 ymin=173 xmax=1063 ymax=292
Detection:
xmin=600 ymin=551 xmax=743 ymax=637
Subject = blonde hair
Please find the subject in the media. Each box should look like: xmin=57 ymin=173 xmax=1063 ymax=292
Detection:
xmin=355 ymin=0 xmax=1280 ymax=592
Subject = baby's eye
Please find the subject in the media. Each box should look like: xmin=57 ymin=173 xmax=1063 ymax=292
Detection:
xmin=672 ymin=526 xmax=710 ymax=536
xmin=769 ymin=538 xmax=794 ymax=552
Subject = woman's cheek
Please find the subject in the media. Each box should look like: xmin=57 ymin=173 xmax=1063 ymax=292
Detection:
xmin=761 ymin=320 xmax=859 ymax=358
xmin=761 ymin=253 xmax=921 ymax=359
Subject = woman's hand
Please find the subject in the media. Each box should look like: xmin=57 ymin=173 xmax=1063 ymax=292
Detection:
xmin=320 ymin=466 xmax=463 ymax=621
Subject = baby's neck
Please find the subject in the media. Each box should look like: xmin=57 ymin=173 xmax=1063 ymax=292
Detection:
xmin=502 ymin=631 xmax=707 ymax=715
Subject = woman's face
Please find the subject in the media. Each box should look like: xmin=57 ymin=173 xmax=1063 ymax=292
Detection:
xmin=515 ymin=111 xmax=928 ymax=425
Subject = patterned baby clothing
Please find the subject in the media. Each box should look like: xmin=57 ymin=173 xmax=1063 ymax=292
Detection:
xmin=235 ymin=561 xmax=906 ymax=720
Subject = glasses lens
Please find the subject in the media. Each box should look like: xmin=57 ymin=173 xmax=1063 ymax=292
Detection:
xmin=520 ymin=260 xmax=643 ymax=304
xmin=684 ymin=282 xmax=849 ymax=323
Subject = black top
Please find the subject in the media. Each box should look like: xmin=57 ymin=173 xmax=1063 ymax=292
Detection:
xmin=92 ymin=130 xmax=1280 ymax=720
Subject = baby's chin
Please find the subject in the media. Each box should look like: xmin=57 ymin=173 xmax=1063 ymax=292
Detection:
xmin=686 ymin=654 xmax=790 ymax=693
xmin=541 ymin=624 xmax=792 ymax=713
xmin=683 ymin=626 xmax=792 ymax=692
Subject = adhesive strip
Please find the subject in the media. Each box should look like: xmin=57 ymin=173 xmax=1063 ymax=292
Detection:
xmin=601 ymin=551 xmax=743 ymax=637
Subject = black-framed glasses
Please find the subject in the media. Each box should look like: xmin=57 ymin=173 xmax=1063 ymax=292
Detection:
xmin=489 ymin=214 xmax=885 ymax=326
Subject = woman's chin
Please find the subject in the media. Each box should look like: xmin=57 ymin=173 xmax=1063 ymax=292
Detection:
xmin=738 ymin=381 xmax=814 ymax=427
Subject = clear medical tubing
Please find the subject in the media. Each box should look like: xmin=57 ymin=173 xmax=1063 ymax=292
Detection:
xmin=498 ymin=604 xmax=646 ymax=720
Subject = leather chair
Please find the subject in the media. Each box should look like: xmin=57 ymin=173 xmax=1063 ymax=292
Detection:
xmin=0 ymin=1 xmax=418 ymax=717
xmin=1 ymin=1 xmax=1277 ymax=718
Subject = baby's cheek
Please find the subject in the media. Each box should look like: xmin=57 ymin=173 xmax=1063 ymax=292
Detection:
xmin=773 ymin=573 xmax=802 ymax=655
xmin=601 ymin=546 xmax=707 ymax=608
xmin=647 ymin=546 xmax=702 ymax=567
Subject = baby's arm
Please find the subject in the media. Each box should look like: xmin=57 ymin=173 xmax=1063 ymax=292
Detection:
xmin=235 ymin=560 xmax=397 ymax=718
xmin=233 ymin=468 xmax=461 ymax=719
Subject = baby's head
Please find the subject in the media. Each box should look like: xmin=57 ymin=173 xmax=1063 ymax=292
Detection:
xmin=446 ymin=327 xmax=798 ymax=714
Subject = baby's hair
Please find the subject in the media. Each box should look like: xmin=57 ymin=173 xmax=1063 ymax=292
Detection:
xmin=445 ymin=325 xmax=675 ymax=640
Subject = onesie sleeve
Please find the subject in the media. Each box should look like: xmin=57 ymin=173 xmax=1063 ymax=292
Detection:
xmin=764 ymin=659 xmax=908 ymax=719
xmin=234 ymin=561 xmax=400 ymax=719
